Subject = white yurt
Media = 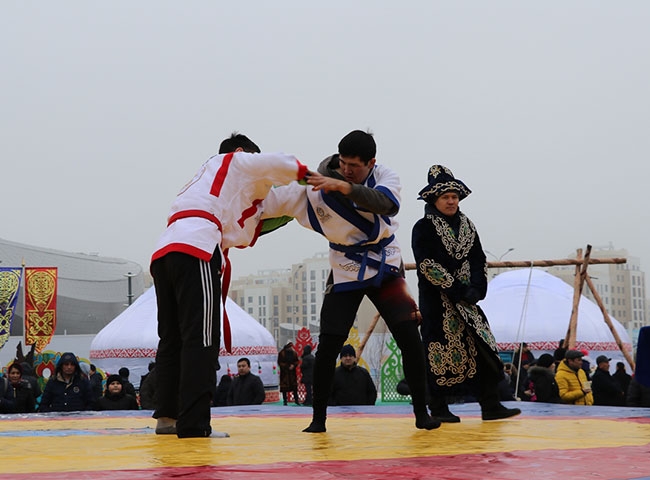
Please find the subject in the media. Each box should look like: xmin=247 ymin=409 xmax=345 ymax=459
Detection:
xmin=479 ymin=268 xmax=633 ymax=372
xmin=90 ymin=288 xmax=279 ymax=397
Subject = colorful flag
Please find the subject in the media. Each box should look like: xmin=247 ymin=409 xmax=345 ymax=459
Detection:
xmin=24 ymin=267 xmax=58 ymax=353
xmin=0 ymin=267 xmax=23 ymax=351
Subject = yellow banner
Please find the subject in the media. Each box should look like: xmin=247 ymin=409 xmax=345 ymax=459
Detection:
xmin=24 ymin=267 xmax=58 ymax=353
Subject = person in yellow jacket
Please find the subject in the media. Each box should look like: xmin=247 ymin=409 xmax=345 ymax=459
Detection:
xmin=555 ymin=350 xmax=594 ymax=405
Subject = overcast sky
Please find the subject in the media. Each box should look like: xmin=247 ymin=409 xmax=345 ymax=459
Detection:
xmin=2 ymin=2 xmax=649 ymax=283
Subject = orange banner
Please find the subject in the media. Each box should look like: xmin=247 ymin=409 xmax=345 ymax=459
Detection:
xmin=24 ymin=267 xmax=58 ymax=353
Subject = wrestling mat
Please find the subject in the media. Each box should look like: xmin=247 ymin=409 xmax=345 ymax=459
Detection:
xmin=1 ymin=402 xmax=649 ymax=479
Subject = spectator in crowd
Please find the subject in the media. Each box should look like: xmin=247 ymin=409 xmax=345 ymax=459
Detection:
xmin=0 ymin=374 xmax=7 ymax=409
xmin=627 ymin=326 xmax=650 ymax=407
xmin=139 ymin=362 xmax=158 ymax=410
xmin=525 ymin=354 xmax=561 ymax=403
xmin=300 ymin=345 xmax=315 ymax=407
xmin=516 ymin=359 xmax=534 ymax=401
xmin=39 ymin=352 xmax=94 ymax=412
xmin=329 ymin=345 xmax=377 ymax=406
xmin=555 ymin=350 xmax=593 ymax=405
xmin=553 ymin=339 xmax=567 ymax=368
xmin=512 ymin=343 xmax=535 ymax=370
xmin=612 ymin=362 xmax=632 ymax=404
xmin=580 ymin=349 xmax=593 ymax=381
xmin=20 ymin=362 xmax=42 ymax=400
xmin=497 ymin=365 xmax=516 ymax=401
xmin=591 ymin=355 xmax=625 ymax=406
xmin=278 ymin=342 xmax=300 ymax=406
xmin=1 ymin=362 xmax=36 ymax=413
xmin=213 ymin=375 xmax=232 ymax=407
xmin=227 ymin=358 xmax=265 ymax=406
xmin=89 ymin=364 xmax=104 ymax=401
xmin=139 ymin=362 xmax=155 ymax=391
xmin=504 ymin=363 xmax=518 ymax=399
xmin=95 ymin=374 xmax=139 ymax=411
xmin=118 ymin=367 xmax=137 ymax=398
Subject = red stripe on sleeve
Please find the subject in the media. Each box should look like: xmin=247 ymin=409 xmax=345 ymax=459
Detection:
xmin=210 ymin=152 xmax=234 ymax=197
xmin=237 ymin=198 xmax=263 ymax=228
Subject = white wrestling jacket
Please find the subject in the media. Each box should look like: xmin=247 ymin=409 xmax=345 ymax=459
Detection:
xmin=263 ymin=163 xmax=403 ymax=292
xmin=152 ymin=151 xmax=308 ymax=264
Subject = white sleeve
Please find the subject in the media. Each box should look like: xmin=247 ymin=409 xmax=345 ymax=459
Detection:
xmin=261 ymin=183 xmax=309 ymax=219
xmin=235 ymin=152 xmax=306 ymax=186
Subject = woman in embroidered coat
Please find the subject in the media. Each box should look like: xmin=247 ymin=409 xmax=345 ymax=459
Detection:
xmin=411 ymin=165 xmax=520 ymax=423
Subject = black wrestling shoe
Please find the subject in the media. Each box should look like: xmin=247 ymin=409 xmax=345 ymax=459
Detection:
xmin=177 ymin=427 xmax=213 ymax=438
xmin=481 ymin=405 xmax=521 ymax=421
xmin=302 ymin=421 xmax=326 ymax=433
xmin=430 ymin=407 xmax=461 ymax=423
xmin=415 ymin=413 xmax=442 ymax=430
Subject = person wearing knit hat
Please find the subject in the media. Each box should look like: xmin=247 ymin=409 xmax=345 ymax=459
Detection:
xmin=339 ymin=344 xmax=356 ymax=359
xmin=329 ymin=344 xmax=377 ymax=406
xmin=412 ymin=165 xmax=520 ymax=422
xmin=627 ymin=326 xmax=650 ymax=407
xmin=95 ymin=374 xmax=139 ymax=411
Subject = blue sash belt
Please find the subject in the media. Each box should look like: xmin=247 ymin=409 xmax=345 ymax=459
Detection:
xmin=329 ymin=235 xmax=399 ymax=287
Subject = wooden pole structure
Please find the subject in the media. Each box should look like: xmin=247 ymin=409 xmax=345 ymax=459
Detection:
xmin=565 ymin=248 xmax=582 ymax=348
xmin=357 ymin=312 xmax=381 ymax=359
xmin=404 ymin=249 xmax=631 ymax=361
xmin=584 ymin=274 xmax=636 ymax=370
xmin=404 ymin=257 xmax=627 ymax=271
xmin=566 ymin=246 xmax=592 ymax=349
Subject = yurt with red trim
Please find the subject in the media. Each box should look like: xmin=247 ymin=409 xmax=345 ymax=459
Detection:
xmin=89 ymin=287 xmax=279 ymax=400
xmin=480 ymin=268 xmax=633 ymax=371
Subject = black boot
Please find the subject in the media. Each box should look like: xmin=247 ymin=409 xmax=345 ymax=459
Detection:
xmin=302 ymin=421 xmax=327 ymax=433
xmin=429 ymin=396 xmax=461 ymax=423
xmin=479 ymin=382 xmax=521 ymax=421
xmin=481 ymin=404 xmax=521 ymax=421
xmin=415 ymin=411 xmax=441 ymax=430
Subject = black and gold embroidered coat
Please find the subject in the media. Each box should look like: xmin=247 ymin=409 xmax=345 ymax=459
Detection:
xmin=411 ymin=204 xmax=502 ymax=390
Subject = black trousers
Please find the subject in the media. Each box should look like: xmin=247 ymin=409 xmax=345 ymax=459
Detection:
xmin=151 ymin=252 xmax=221 ymax=437
xmin=311 ymin=276 xmax=429 ymax=423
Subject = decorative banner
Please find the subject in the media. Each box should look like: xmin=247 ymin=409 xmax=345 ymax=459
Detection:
xmin=0 ymin=267 xmax=23 ymax=351
xmin=24 ymin=267 xmax=58 ymax=353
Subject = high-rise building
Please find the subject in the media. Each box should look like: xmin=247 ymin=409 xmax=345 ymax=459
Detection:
xmin=545 ymin=245 xmax=646 ymax=339
xmin=229 ymin=251 xmax=387 ymax=347
xmin=229 ymin=252 xmax=330 ymax=346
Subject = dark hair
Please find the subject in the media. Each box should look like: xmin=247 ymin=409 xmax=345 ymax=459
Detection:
xmin=118 ymin=367 xmax=129 ymax=378
xmin=219 ymin=133 xmax=261 ymax=154
xmin=338 ymin=130 xmax=376 ymax=163
xmin=237 ymin=357 xmax=251 ymax=367
xmin=90 ymin=364 xmax=96 ymax=372
xmin=8 ymin=362 xmax=22 ymax=376
xmin=302 ymin=345 xmax=312 ymax=357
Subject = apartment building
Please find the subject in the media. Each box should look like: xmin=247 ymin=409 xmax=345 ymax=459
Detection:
xmin=229 ymin=252 xmax=330 ymax=347
xmin=546 ymin=246 xmax=646 ymax=341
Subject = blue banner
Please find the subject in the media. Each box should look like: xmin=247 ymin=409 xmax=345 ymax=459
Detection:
xmin=0 ymin=267 xmax=23 ymax=350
